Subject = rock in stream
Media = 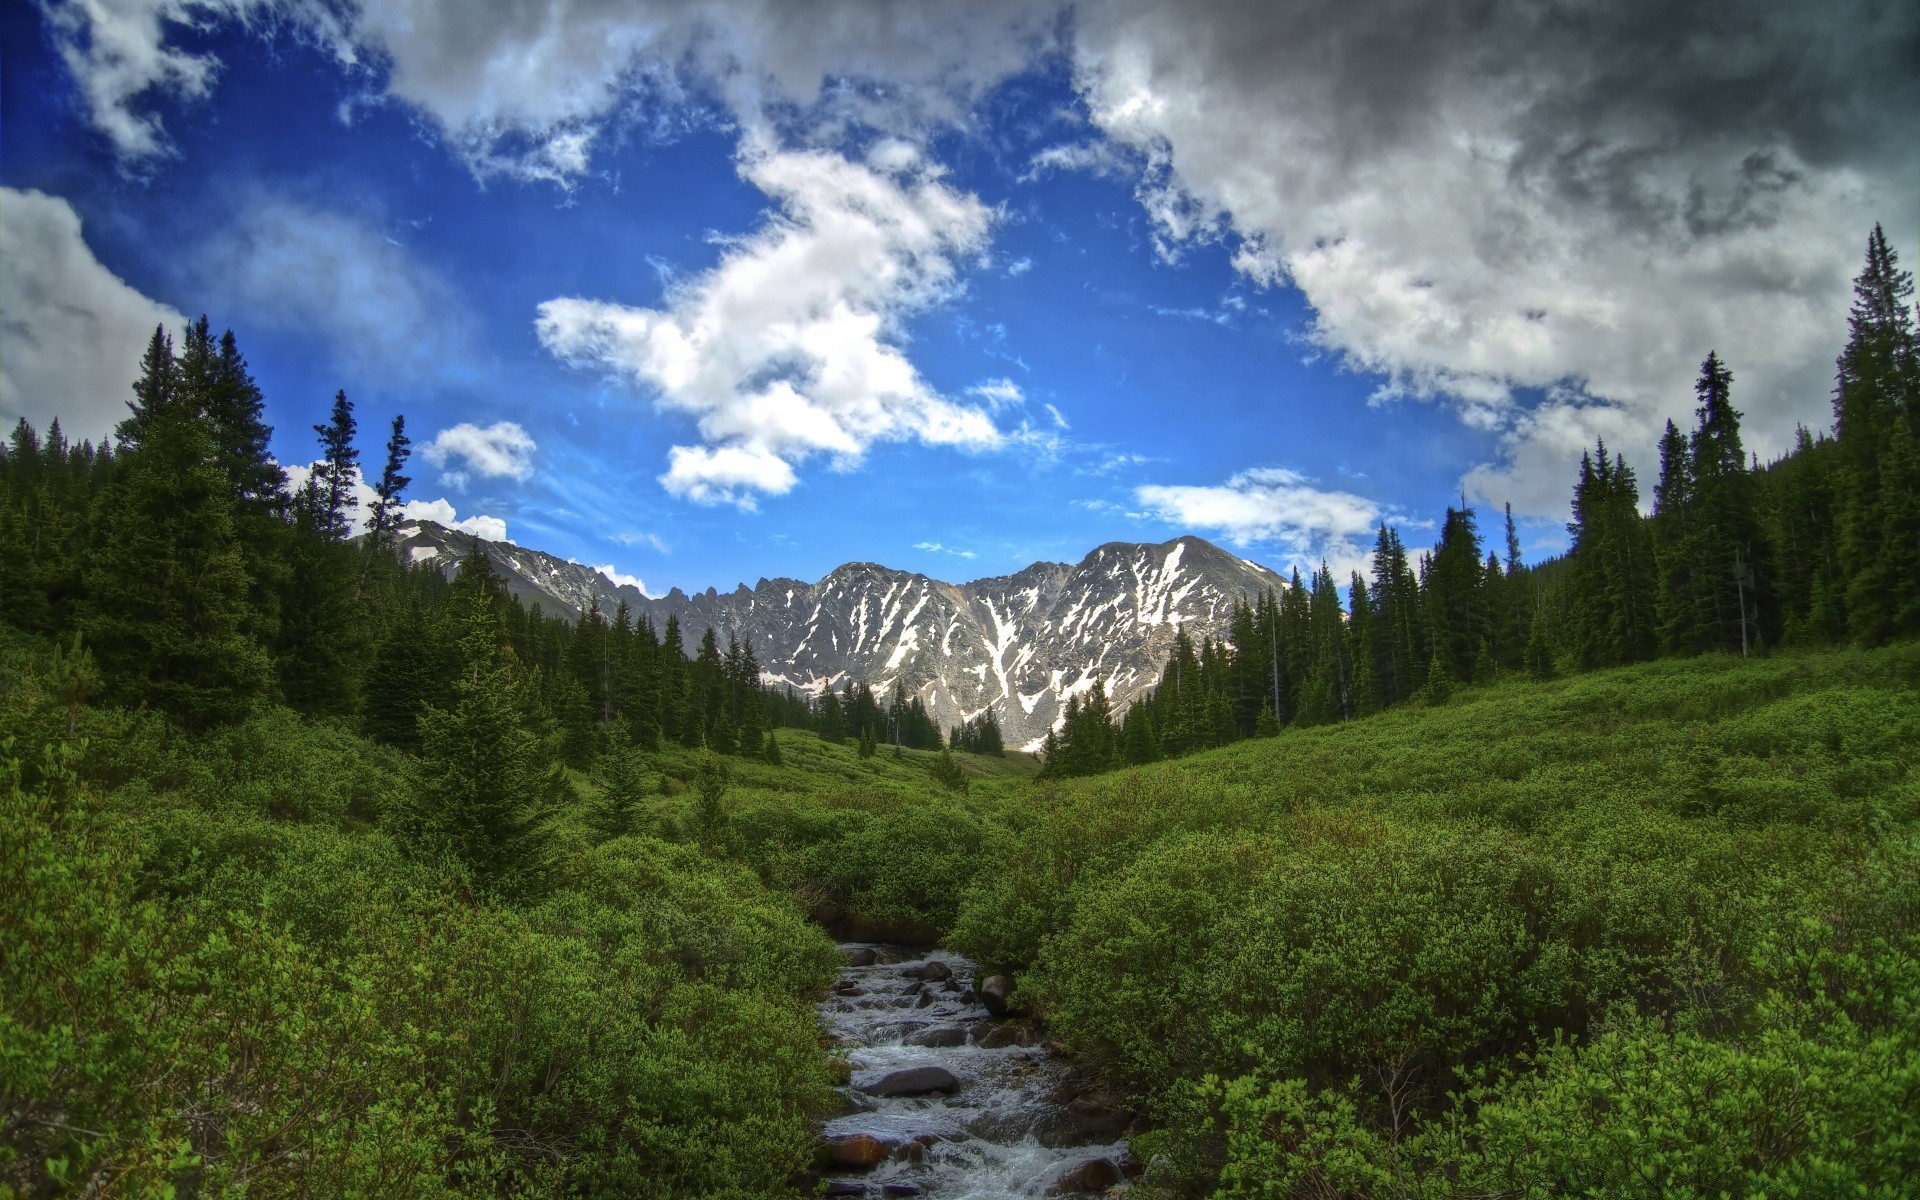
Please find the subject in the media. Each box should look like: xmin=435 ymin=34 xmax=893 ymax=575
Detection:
xmin=816 ymin=945 xmax=1132 ymax=1198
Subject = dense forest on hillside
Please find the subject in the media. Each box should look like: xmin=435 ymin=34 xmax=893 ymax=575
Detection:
xmin=1039 ymin=226 xmax=1920 ymax=776
xmin=2 ymin=231 xmax=1917 ymax=1196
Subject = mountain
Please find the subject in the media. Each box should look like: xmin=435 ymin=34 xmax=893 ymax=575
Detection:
xmin=393 ymin=520 xmax=1288 ymax=749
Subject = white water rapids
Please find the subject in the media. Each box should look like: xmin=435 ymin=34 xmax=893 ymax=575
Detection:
xmin=816 ymin=945 xmax=1132 ymax=1199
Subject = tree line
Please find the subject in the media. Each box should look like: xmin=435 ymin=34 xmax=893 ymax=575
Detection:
xmin=1039 ymin=225 xmax=1920 ymax=777
xmin=1 ymin=327 xmax=1004 ymax=799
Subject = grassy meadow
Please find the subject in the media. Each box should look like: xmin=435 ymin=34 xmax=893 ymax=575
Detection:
xmin=5 ymin=631 xmax=1917 ymax=1196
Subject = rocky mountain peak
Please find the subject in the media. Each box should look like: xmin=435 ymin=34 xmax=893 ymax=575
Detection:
xmin=392 ymin=520 xmax=1284 ymax=749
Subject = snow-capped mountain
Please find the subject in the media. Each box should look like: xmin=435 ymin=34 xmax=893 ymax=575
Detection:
xmin=393 ymin=520 xmax=1287 ymax=749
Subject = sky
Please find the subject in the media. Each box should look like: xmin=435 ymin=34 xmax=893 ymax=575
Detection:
xmin=3 ymin=0 xmax=1914 ymax=597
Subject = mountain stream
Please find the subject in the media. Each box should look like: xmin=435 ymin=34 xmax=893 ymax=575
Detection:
xmin=815 ymin=945 xmax=1134 ymax=1198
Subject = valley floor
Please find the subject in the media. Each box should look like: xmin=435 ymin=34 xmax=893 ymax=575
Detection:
xmin=5 ymin=638 xmax=1917 ymax=1196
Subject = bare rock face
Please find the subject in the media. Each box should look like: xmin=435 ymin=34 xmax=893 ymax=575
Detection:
xmin=393 ymin=523 xmax=1285 ymax=750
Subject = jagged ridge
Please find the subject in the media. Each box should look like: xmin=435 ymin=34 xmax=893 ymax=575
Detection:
xmin=394 ymin=521 xmax=1286 ymax=749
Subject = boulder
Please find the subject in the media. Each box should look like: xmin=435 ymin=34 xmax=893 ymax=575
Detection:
xmin=823 ymin=1180 xmax=867 ymax=1196
xmin=843 ymin=946 xmax=878 ymax=967
xmin=1048 ymin=1159 xmax=1122 ymax=1195
xmin=978 ymin=974 xmax=1013 ymax=1017
xmin=919 ymin=960 xmax=952 ymax=982
xmin=862 ymin=1065 xmax=959 ymax=1097
xmin=915 ymin=991 xmax=936 ymax=1009
xmin=882 ymin=1184 xmax=923 ymax=1197
xmin=829 ymin=1134 xmax=891 ymax=1169
xmin=975 ymin=1025 xmax=1020 ymax=1049
xmin=904 ymin=1026 xmax=966 ymax=1048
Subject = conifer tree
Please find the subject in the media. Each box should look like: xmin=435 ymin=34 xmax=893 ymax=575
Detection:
xmin=366 ymin=414 xmax=412 ymax=548
xmin=312 ymin=390 xmax=360 ymax=541
xmin=1684 ymin=353 xmax=1767 ymax=654
xmin=363 ymin=596 xmax=454 ymax=751
xmin=588 ymin=746 xmax=651 ymax=840
xmin=1832 ymin=226 xmax=1920 ymax=643
xmin=81 ymin=332 xmax=271 ymax=729
xmin=407 ymin=551 xmax=559 ymax=896
xmin=1566 ymin=443 xmax=1658 ymax=667
xmin=817 ymin=688 xmax=847 ymax=744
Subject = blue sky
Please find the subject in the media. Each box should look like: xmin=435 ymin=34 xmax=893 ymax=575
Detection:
xmin=3 ymin=0 xmax=1911 ymax=596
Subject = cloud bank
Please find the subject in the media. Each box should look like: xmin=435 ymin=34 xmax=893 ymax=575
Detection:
xmin=0 ymin=188 xmax=185 ymax=440
xmin=43 ymin=0 xmax=1919 ymax=515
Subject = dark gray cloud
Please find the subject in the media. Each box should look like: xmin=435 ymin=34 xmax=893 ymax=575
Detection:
xmin=1070 ymin=0 xmax=1918 ymax=510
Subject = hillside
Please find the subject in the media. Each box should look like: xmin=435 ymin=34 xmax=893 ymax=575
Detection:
xmin=949 ymin=643 xmax=1920 ymax=1194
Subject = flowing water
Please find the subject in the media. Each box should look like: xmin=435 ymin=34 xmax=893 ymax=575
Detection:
xmin=817 ymin=944 xmax=1132 ymax=1199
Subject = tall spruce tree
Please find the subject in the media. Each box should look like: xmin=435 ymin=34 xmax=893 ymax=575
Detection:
xmin=406 ymin=549 xmax=560 ymax=896
xmin=366 ymin=414 xmax=412 ymax=548
xmin=1566 ymin=442 xmax=1658 ymax=668
xmin=312 ymin=389 xmax=360 ymax=541
xmin=81 ymin=332 xmax=271 ymax=729
xmin=1833 ymin=226 xmax=1920 ymax=643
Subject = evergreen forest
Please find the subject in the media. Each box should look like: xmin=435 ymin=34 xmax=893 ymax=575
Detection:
xmin=2 ymin=230 xmax=1917 ymax=1196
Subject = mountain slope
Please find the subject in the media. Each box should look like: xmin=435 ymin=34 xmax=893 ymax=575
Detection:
xmin=393 ymin=521 xmax=1286 ymax=748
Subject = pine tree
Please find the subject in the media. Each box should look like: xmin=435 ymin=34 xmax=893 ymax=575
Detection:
xmin=312 ymin=390 xmax=360 ymax=541
xmin=928 ymin=747 xmax=969 ymax=793
xmin=1415 ymin=648 xmax=1453 ymax=706
xmin=1834 ymin=225 xmax=1920 ymax=643
xmin=363 ymin=596 xmax=455 ymax=751
xmin=1683 ymin=353 xmax=1767 ymax=654
xmin=817 ymin=688 xmax=847 ymax=744
xmin=80 ymin=335 xmax=270 ymax=730
xmin=406 ymin=551 xmax=560 ymax=896
xmin=366 ymin=414 xmax=412 ymax=549
xmin=588 ymin=746 xmax=651 ymax=840
xmin=1566 ymin=443 xmax=1658 ymax=668
xmin=763 ymin=729 xmax=784 ymax=766
xmin=691 ymin=752 xmax=733 ymax=850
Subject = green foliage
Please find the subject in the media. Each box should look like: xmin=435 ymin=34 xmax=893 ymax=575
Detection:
xmin=400 ymin=556 xmax=562 ymax=898
xmin=953 ymin=644 xmax=1920 ymax=1192
xmin=928 ymin=746 xmax=970 ymax=792
xmin=79 ymin=329 xmax=272 ymax=730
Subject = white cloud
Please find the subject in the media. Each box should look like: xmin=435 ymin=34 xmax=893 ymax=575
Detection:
xmin=1134 ymin=466 xmax=1381 ymax=577
xmin=42 ymin=0 xmax=1913 ymax=522
xmin=0 ymin=188 xmax=185 ymax=440
xmin=592 ymin=563 xmax=647 ymax=592
xmin=421 ymin=421 xmax=538 ymax=487
xmin=399 ymin=496 xmax=510 ymax=541
xmin=1006 ymin=256 xmax=1033 ymax=276
xmin=40 ymin=0 xmax=263 ymax=163
xmin=1070 ymin=0 xmax=1916 ymax=514
xmin=611 ymin=530 xmax=669 ymax=552
xmin=202 ymin=196 xmax=477 ymax=385
xmin=969 ymin=377 xmax=1025 ymax=410
xmin=914 ymin=541 xmax=977 ymax=559
xmin=283 ymin=462 xmax=509 ymax=541
xmin=1021 ymin=139 xmax=1136 ymax=182
xmin=537 ymin=145 xmax=1003 ymax=507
